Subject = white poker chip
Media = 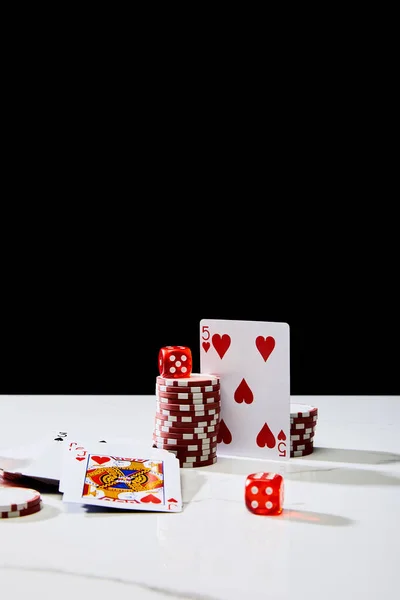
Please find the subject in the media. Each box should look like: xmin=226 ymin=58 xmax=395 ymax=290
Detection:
xmin=0 ymin=486 xmax=41 ymax=512
xmin=156 ymin=374 xmax=220 ymax=387
xmin=290 ymin=403 xmax=318 ymax=419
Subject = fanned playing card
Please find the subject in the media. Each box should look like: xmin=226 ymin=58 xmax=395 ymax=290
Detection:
xmin=61 ymin=441 xmax=182 ymax=512
xmin=200 ymin=319 xmax=290 ymax=460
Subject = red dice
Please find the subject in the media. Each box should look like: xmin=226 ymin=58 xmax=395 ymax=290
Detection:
xmin=158 ymin=346 xmax=192 ymax=378
xmin=245 ymin=472 xmax=284 ymax=515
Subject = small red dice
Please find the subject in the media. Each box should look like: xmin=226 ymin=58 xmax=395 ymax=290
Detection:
xmin=245 ymin=472 xmax=284 ymax=515
xmin=158 ymin=346 xmax=192 ymax=378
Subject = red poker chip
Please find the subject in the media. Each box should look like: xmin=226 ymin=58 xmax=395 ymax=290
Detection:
xmin=179 ymin=456 xmax=218 ymax=468
xmin=290 ymin=423 xmax=317 ymax=435
xmin=157 ymin=388 xmax=221 ymax=399
xmin=156 ymin=391 xmax=221 ymax=403
xmin=154 ymin=426 xmax=219 ymax=438
xmin=169 ymin=447 xmax=217 ymax=458
xmin=156 ymin=400 xmax=221 ymax=412
xmin=291 ymin=439 xmax=314 ymax=451
xmin=156 ymin=374 xmax=220 ymax=387
xmin=157 ymin=383 xmax=220 ymax=394
xmin=154 ymin=422 xmax=219 ymax=434
xmin=156 ymin=406 xmax=221 ymax=418
xmin=155 ymin=415 xmax=218 ymax=428
xmin=290 ymin=417 xmax=318 ymax=427
xmin=290 ymin=432 xmax=315 ymax=442
xmin=152 ymin=437 xmax=217 ymax=450
xmin=0 ymin=486 xmax=41 ymax=512
xmin=155 ymin=421 xmax=219 ymax=433
xmin=177 ymin=452 xmax=217 ymax=464
xmin=290 ymin=403 xmax=318 ymax=419
xmin=1 ymin=500 xmax=43 ymax=519
xmin=153 ymin=431 xmax=218 ymax=444
xmin=155 ymin=411 xmax=220 ymax=424
xmin=290 ymin=446 xmax=314 ymax=457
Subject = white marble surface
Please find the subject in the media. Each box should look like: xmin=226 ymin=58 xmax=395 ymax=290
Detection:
xmin=0 ymin=394 xmax=399 ymax=600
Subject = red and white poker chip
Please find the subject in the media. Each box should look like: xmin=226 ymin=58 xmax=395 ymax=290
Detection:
xmin=156 ymin=387 xmax=221 ymax=400
xmin=155 ymin=411 xmax=220 ymax=423
xmin=156 ymin=400 xmax=221 ymax=412
xmin=157 ymin=383 xmax=220 ymax=394
xmin=155 ymin=422 xmax=218 ymax=434
xmin=156 ymin=374 xmax=220 ymax=387
xmin=154 ymin=427 xmax=219 ymax=440
xmin=290 ymin=423 xmax=317 ymax=433
xmin=290 ymin=432 xmax=314 ymax=442
xmin=290 ymin=403 xmax=318 ymax=419
xmin=156 ymin=404 xmax=221 ymax=417
xmin=1 ymin=500 xmax=43 ymax=519
xmin=155 ymin=420 xmax=219 ymax=432
xmin=0 ymin=486 xmax=41 ymax=512
xmin=178 ymin=451 xmax=217 ymax=463
xmin=290 ymin=446 xmax=314 ymax=457
xmin=152 ymin=437 xmax=216 ymax=450
xmin=180 ymin=456 xmax=217 ymax=468
xmin=168 ymin=446 xmax=217 ymax=458
xmin=290 ymin=415 xmax=318 ymax=425
xmin=155 ymin=414 xmax=218 ymax=427
xmin=291 ymin=439 xmax=314 ymax=451
xmin=156 ymin=393 xmax=220 ymax=405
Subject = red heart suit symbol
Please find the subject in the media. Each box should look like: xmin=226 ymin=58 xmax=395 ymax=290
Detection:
xmin=234 ymin=378 xmax=254 ymax=404
xmin=91 ymin=456 xmax=110 ymax=465
xmin=202 ymin=341 xmax=210 ymax=352
xmin=217 ymin=419 xmax=232 ymax=444
xmin=141 ymin=494 xmax=162 ymax=504
xmin=212 ymin=333 xmax=231 ymax=359
xmin=256 ymin=423 xmax=276 ymax=448
xmin=167 ymin=497 xmax=178 ymax=503
xmin=277 ymin=430 xmax=286 ymax=441
xmin=75 ymin=456 xmax=86 ymax=462
xmin=255 ymin=336 xmax=275 ymax=361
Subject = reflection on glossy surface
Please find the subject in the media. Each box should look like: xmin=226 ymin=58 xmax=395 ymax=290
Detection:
xmin=0 ymin=394 xmax=399 ymax=600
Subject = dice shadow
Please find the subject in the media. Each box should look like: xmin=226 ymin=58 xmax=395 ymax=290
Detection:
xmin=279 ymin=509 xmax=354 ymax=527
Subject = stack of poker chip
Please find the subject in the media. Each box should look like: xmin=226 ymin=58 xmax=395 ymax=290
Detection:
xmin=153 ymin=373 xmax=221 ymax=468
xmin=290 ymin=403 xmax=318 ymax=457
xmin=0 ymin=485 xmax=43 ymax=519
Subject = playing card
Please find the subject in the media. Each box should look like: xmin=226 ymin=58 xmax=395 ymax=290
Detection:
xmin=0 ymin=430 xmax=110 ymax=485
xmin=61 ymin=441 xmax=182 ymax=512
xmin=200 ymin=319 xmax=290 ymax=460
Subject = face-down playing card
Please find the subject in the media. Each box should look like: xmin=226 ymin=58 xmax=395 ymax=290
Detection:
xmin=200 ymin=319 xmax=290 ymax=460
xmin=62 ymin=443 xmax=182 ymax=512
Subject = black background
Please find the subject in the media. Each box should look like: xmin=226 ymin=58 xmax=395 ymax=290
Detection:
xmin=1 ymin=204 xmax=398 ymax=397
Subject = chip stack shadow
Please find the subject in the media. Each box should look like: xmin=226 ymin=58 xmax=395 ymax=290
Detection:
xmin=152 ymin=374 xmax=221 ymax=467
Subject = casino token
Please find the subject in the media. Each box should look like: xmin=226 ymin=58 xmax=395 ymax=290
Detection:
xmin=156 ymin=394 xmax=220 ymax=405
xmin=180 ymin=456 xmax=218 ymax=468
xmin=291 ymin=423 xmax=317 ymax=433
xmin=155 ymin=411 xmax=220 ymax=424
xmin=152 ymin=438 xmax=216 ymax=451
xmin=157 ymin=383 xmax=220 ymax=394
xmin=156 ymin=406 xmax=221 ymax=418
xmin=290 ymin=415 xmax=318 ymax=425
xmin=155 ymin=421 xmax=218 ymax=432
xmin=178 ymin=451 xmax=217 ymax=463
xmin=156 ymin=388 xmax=221 ymax=400
xmin=156 ymin=400 xmax=221 ymax=412
xmin=155 ymin=422 xmax=218 ymax=434
xmin=0 ymin=486 xmax=41 ymax=512
xmin=290 ymin=446 xmax=314 ymax=457
xmin=156 ymin=374 xmax=220 ymax=387
xmin=154 ymin=427 xmax=218 ymax=439
xmin=290 ymin=403 xmax=318 ymax=419
xmin=0 ymin=500 xmax=43 ymax=519
xmin=291 ymin=439 xmax=314 ymax=451
xmin=154 ymin=432 xmax=218 ymax=444
xmin=169 ymin=446 xmax=216 ymax=458
xmin=290 ymin=432 xmax=314 ymax=442
xmin=155 ymin=416 xmax=218 ymax=428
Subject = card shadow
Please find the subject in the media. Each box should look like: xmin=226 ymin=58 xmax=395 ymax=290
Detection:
xmin=305 ymin=446 xmax=400 ymax=465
